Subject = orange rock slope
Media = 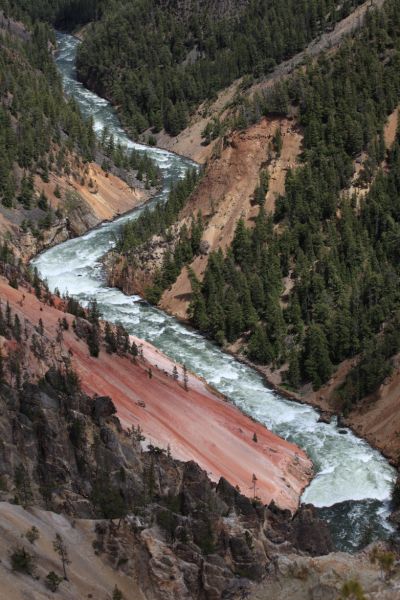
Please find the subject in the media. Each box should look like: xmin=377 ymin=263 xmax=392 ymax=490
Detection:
xmin=0 ymin=277 xmax=312 ymax=511
xmin=159 ymin=117 xmax=302 ymax=320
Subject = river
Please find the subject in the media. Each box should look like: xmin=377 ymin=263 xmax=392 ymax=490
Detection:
xmin=33 ymin=32 xmax=396 ymax=552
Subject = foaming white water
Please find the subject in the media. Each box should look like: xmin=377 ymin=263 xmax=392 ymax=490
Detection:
xmin=34 ymin=33 xmax=396 ymax=529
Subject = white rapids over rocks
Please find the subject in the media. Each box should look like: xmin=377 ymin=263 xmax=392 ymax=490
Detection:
xmin=33 ymin=32 xmax=397 ymax=551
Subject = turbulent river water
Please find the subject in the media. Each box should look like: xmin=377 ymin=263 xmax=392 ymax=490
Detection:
xmin=33 ymin=32 xmax=397 ymax=551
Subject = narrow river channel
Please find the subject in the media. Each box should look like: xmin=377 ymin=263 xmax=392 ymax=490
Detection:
xmin=33 ymin=32 xmax=396 ymax=551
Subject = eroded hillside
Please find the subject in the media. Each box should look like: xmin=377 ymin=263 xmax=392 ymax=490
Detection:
xmin=1 ymin=1 xmax=400 ymax=598
xmin=0 ymin=14 xmax=157 ymax=261
xmin=0 ymin=257 xmax=331 ymax=600
xmin=160 ymin=118 xmax=302 ymax=319
xmin=0 ymin=265 xmax=312 ymax=511
xmin=108 ymin=0 xmax=400 ymax=468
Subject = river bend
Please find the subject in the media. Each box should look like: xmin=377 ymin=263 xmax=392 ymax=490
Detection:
xmin=33 ymin=32 xmax=396 ymax=551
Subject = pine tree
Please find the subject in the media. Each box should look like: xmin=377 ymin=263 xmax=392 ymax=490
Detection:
xmin=0 ymin=349 xmax=4 ymax=384
xmin=104 ymin=322 xmax=117 ymax=353
xmin=303 ymin=325 xmax=333 ymax=390
xmin=13 ymin=314 xmax=21 ymax=342
xmin=113 ymin=586 xmax=124 ymax=600
xmin=183 ymin=364 xmax=189 ymax=391
xmin=87 ymin=324 xmax=100 ymax=358
xmin=248 ymin=326 xmax=273 ymax=364
xmin=272 ymin=128 xmax=283 ymax=156
xmin=53 ymin=534 xmax=70 ymax=580
xmin=287 ymin=349 xmax=301 ymax=388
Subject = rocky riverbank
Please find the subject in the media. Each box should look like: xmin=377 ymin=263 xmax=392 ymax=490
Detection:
xmin=0 ymin=273 xmax=313 ymax=512
xmin=1 ymin=159 xmax=152 ymax=264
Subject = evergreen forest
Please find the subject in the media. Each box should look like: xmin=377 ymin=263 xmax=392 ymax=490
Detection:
xmin=188 ymin=0 xmax=400 ymax=405
xmin=0 ymin=0 xmax=103 ymax=29
xmin=75 ymin=0 xmax=366 ymax=136
xmin=116 ymin=0 xmax=400 ymax=406
xmin=0 ymin=16 xmax=159 ymax=236
xmin=0 ymin=22 xmax=95 ymax=213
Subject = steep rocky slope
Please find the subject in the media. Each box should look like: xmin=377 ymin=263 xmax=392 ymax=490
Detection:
xmin=107 ymin=116 xmax=301 ymax=317
xmin=249 ymin=549 xmax=400 ymax=600
xmin=0 ymin=277 xmax=329 ymax=600
xmin=145 ymin=0 xmax=385 ymax=163
xmin=3 ymin=160 xmax=150 ymax=262
xmin=0 ymin=13 xmax=154 ymax=261
xmin=0 ymin=503 xmax=146 ymax=600
xmin=0 ymin=270 xmax=312 ymax=511
xmin=1 ymin=501 xmax=398 ymax=600
xmin=106 ymin=0 xmax=400 ymax=471
xmin=0 ymin=374 xmax=329 ymax=599
xmin=160 ymin=117 xmax=301 ymax=319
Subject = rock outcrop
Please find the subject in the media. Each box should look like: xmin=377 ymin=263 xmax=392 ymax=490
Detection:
xmin=0 ymin=377 xmax=329 ymax=599
xmin=0 ymin=273 xmax=313 ymax=512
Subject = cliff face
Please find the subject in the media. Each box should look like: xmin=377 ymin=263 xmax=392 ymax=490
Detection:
xmin=106 ymin=116 xmax=302 ymax=315
xmin=0 ymin=368 xmax=397 ymax=600
xmin=0 ymin=270 xmax=312 ymax=512
xmin=0 ymin=158 xmax=149 ymax=263
xmin=0 ymin=373 xmax=330 ymax=599
xmin=102 ymin=1 xmax=400 ymax=474
xmin=249 ymin=548 xmax=400 ymax=600
xmin=0 ymin=13 xmax=153 ymax=264
xmin=159 ymin=117 xmax=301 ymax=320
